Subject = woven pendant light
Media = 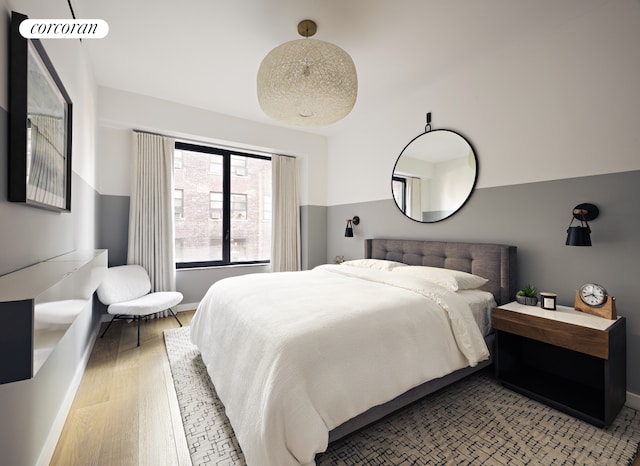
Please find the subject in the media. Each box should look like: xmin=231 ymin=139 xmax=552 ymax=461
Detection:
xmin=257 ymin=20 xmax=357 ymax=127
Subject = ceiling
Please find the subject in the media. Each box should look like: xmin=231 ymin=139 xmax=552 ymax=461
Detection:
xmin=72 ymin=0 xmax=601 ymax=137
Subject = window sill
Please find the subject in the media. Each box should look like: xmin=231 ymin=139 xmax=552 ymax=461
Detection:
xmin=175 ymin=262 xmax=270 ymax=272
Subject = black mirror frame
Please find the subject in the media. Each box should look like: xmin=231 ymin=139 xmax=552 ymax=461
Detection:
xmin=9 ymin=11 xmax=73 ymax=212
xmin=391 ymin=128 xmax=478 ymax=223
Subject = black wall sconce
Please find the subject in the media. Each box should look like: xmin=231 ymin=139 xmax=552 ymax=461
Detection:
xmin=345 ymin=216 xmax=360 ymax=237
xmin=566 ymin=203 xmax=599 ymax=246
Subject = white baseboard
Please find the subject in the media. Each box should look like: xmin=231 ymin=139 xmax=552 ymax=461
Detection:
xmin=98 ymin=302 xmax=199 ymax=323
xmin=177 ymin=302 xmax=199 ymax=313
xmin=36 ymin=324 xmax=100 ymax=466
xmin=626 ymin=390 xmax=640 ymax=410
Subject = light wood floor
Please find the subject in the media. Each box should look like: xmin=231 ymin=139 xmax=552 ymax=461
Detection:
xmin=50 ymin=311 xmax=195 ymax=466
xmin=51 ymin=310 xmax=640 ymax=466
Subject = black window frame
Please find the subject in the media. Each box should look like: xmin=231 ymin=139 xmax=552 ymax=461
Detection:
xmin=174 ymin=141 xmax=271 ymax=269
xmin=392 ymin=176 xmax=407 ymax=213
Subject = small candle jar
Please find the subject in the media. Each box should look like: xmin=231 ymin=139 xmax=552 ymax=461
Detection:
xmin=540 ymin=292 xmax=557 ymax=310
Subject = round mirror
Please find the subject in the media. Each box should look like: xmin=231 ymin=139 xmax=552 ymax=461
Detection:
xmin=392 ymin=129 xmax=477 ymax=223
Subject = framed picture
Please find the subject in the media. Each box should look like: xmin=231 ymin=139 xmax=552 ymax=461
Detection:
xmin=9 ymin=11 xmax=73 ymax=212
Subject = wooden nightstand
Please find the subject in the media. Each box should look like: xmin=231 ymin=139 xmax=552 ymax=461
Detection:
xmin=493 ymin=302 xmax=626 ymax=427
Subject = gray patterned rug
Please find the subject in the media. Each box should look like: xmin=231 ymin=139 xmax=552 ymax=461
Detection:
xmin=164 ymin=327 xmax=640 ymax=465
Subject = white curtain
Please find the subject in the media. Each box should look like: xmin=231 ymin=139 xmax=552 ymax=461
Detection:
xmin=271 ymin=155 xmax=301 ymax=272
xmin=407 ymin=177 xmax=422 ymax=220
xmin=128 ymin=131 xmax=176 ymax=317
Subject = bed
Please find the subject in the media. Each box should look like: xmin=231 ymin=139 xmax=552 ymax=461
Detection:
xmin=190 ymin=238 xmax=517 ymax=466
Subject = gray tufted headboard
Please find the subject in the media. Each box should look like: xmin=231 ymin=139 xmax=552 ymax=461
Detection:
xmin=365 ymin=239 xmax=517 ymax=306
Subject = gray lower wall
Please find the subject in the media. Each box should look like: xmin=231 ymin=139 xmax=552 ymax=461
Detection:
xmin=98 ymin=194 xmax=130 ymax=267
xmin=301 ymin=204 xmax=328 ymax=270
xmin=98 ymin=196 xmax=329 ymax=303
xmin=176 ymin=263 xmax=270 ymax=305
xmin=327 ymin=170 xmax=640 ymax=395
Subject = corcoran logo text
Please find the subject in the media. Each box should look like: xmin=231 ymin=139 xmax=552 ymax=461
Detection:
xmin=19 ymin=19 xmax=109 ymax=39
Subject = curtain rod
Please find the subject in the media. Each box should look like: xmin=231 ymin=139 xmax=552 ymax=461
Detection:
xmin=132 ymin=129 xmax=295 ymax=159
xmin=133 ymin=129 xmax=167 ymax=138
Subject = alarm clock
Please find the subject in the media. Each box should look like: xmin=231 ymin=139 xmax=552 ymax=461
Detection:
xmin=579 ymin=283 xmax=607 ymax=307
xmin=574 ymin=283 xmax=617 ymax=319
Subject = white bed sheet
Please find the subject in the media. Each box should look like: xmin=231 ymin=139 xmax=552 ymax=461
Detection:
xmin=457 ymin=289 xmax=497 ymax=337
xmin=190 ymin=265 xmax=490 ymax=466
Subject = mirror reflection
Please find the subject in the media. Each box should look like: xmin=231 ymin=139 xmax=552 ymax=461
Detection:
xmin=27 ymin=41 xmax=69 ymax=209
xmin=392 ymin=129 xmax=477 ymax=223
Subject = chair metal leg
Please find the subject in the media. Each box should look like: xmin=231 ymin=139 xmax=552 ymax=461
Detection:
xmin=100 ymin=315 xmax=118 ymax=338
xmin=168 ymin=308 xmax=183 ymax=327
xmin=101 ymin=309 xmax=179 ymax=347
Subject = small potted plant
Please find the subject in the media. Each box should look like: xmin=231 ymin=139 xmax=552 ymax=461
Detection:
xmin=516 ymin=284 xmax=538 ymax=306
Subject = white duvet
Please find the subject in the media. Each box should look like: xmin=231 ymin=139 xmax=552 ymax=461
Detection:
xmin=190 ymin=264 xmax=489 ymax=466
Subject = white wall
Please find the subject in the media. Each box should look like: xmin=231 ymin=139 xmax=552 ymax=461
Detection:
xmin=2 ymin=1 xmax=98 ymax=190
xmin=1 ymin=1 xmax=99 ymax=273
xmin=431 ymin=157 xmax=475 ymax=212
xmin=0 ymin=1 xmax=101 ymax=465
xmin=96 ymin=87 xmax=328 ymax=206
xmin=326 ymin=0 xmax=640 ymax=206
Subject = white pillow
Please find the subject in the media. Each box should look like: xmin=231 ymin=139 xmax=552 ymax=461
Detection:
xmin=341 ymin=259 xmax=407 ymax=271
xmin=392 ymin=266 xmax=488 ymax=291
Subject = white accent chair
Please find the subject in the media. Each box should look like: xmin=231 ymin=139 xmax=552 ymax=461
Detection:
xmin=97 ymin=265 xmax=183 ymax=346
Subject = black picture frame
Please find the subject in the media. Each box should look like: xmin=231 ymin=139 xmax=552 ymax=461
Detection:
xmin=9 ymin=11 xmax=73 ymax=212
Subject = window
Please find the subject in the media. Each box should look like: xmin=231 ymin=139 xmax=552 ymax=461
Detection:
xmin=174 ymin=150 xmax=183 ymax=169
xmin=392 ymin=176 xmax=406 ymax=213
xmin=174 ymin=189 xmax=184 ymax=218
xmin=209 ymin=155 xmax=245 ymax=176
xmin=209 ymin=157 xmax=222 ymax=175
xmin=231 ymin=156 xmax=247 ymax=176
xmin=231 ymin=193 xmax=247 ymax=219
xmin=263 ymin=195 xmax=272 ymax=221
xmin=210 ymin=192 xmax=222 ymax=219
xmin=174 ymin=141 xmax=272 ymax=268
